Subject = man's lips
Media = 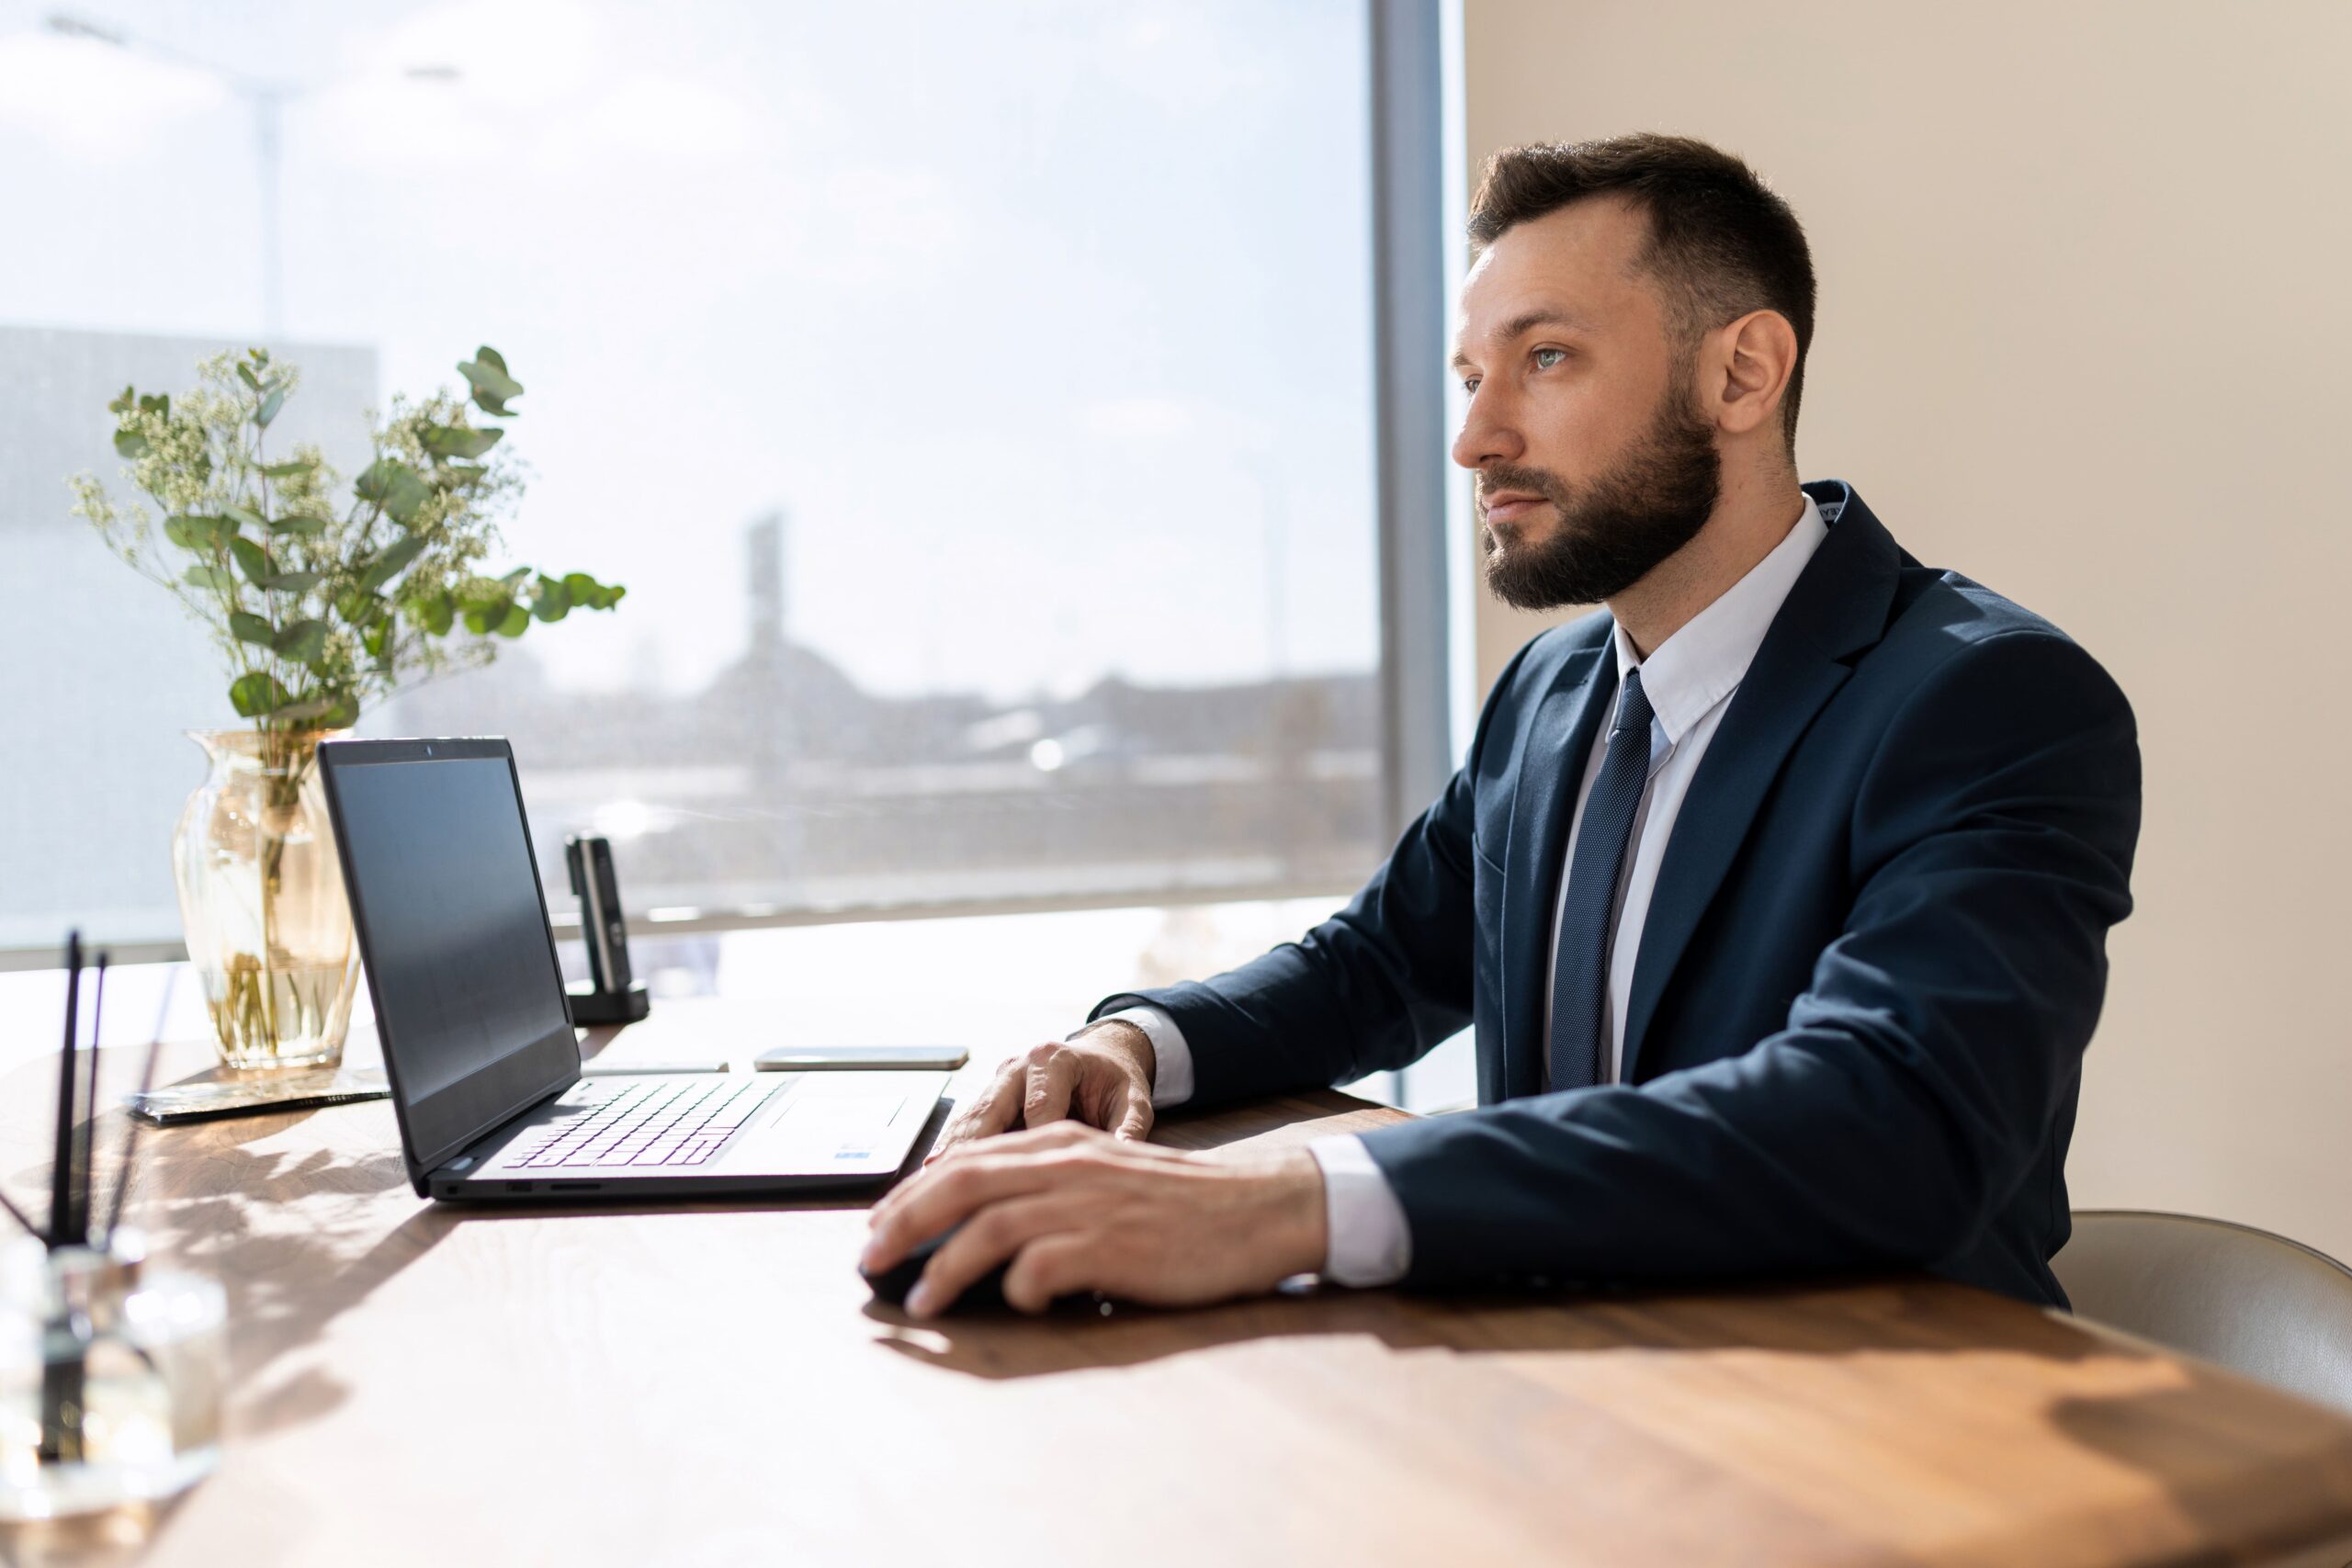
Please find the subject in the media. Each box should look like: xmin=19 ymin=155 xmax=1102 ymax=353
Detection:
xmin=1481 ymin=491 xmax=1549 ymax=525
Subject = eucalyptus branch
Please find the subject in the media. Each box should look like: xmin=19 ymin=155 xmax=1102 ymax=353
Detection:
xmin=70 ymin=344 xmax=626 ymax=736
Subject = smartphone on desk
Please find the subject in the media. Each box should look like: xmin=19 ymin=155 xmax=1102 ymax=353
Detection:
xmin=752 ymin=1045 xmax=970 ymax=1072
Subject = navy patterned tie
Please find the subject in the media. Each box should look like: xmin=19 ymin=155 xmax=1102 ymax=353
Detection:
xmin=1548 ymin=668 xmax=1655 ymax=1091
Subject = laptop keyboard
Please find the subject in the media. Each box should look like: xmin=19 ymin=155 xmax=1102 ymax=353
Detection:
xmin=510 ymin=1077 xmax=784 ymax=1169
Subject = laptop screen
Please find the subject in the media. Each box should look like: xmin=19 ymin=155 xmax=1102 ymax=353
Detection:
xmin=321 ymin=739 xmax=580 ymax=1182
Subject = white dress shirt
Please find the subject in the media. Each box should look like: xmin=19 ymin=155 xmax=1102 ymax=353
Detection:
xmin=1099 ymin=492 xmax=1831 ymax=1287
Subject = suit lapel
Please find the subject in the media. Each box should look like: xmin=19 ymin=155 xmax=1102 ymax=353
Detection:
xmin=1618 ymin=482 xmax=1903 ymax=1083
xmin=1498 ymin=641 xmax=1613 ymax=1100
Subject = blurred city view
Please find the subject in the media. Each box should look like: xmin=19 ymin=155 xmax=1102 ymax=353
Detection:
xmin=394 ymin=509 xmax=1384 ymax=921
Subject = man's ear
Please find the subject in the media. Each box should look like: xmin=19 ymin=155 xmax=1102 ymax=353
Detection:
xmin=1709 ymin=309 xmax=1799 ymax=439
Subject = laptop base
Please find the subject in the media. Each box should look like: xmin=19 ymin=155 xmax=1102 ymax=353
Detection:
xmin=428 ymin=1094 xmax=954 ymax=1203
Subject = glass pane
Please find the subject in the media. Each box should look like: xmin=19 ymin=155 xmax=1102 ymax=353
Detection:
xmin=0 ymin=0 xmax=1382 ymax=949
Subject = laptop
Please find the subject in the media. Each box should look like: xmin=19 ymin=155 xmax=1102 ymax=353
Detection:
xmin=317 ymin=736 xmax=949 ymax=1201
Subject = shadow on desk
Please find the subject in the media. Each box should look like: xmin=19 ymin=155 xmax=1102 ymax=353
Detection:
xmin=861 ymin=1270 xmax=2119 ymax=1382
xmin=133 ymin=1133 xmax=455 ymax=1440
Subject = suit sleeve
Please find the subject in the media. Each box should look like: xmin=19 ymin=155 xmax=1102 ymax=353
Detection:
xmin=1087 ymin=637 xmax=1546 ymax=1108
xmin=1356 ymin=629 xmax=2141 ymax=1288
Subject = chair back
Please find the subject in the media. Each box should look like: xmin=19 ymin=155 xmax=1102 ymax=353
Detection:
xmin=2053 ymin=1209 xmax=2352 ymax=1413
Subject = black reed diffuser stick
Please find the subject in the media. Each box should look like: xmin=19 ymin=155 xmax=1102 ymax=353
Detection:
xmin=73 ymin=953 xmax=107 ymax=1246
xmin=47 ymin=933 xmax=81 ymax=1249
xmin=38 ymin=934 xmax=88 ymax=1465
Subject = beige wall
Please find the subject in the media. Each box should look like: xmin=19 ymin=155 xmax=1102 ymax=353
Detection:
xmin=1463 ymin=2 xmax=2352 ymax=1259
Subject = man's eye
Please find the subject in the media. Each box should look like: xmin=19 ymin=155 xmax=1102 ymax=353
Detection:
xmin=1460 ymin=376 xmax=1481 ymax=394
xmin=1532 ymin=347 xmax=1566 ymax=369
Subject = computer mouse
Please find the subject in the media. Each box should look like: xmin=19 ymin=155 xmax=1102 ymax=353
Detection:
xmin=860 ymin=1220 xmax=1011 ymax=1314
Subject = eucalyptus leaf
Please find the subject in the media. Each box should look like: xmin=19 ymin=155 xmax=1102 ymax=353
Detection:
xmin=421 ymin=424 xmax=503 ymax=460
xmin=384 ymin=478 xmax=430 ymax=525
xmin=222 ymin=503 xmax=266 ymax=531
xmin=272 ymin=696 xmax=335 ymax=722
xmin=269 ymin=513 xmax=330 ymax=536
xmin=561 ymin=571 xmax=627 ymax=611
xmin=107 ymin=386 xmax=136 ymax=415
xmin=274 ymin=618 xmax=328 ymax=665
xmin=261 ymin=570 xmax=322 ymax=593
xmin=457 ymin=347 xmax=524 ymax=417
xmin=113 ymin=431 xmax=149 ymax=459
xmin=183 ymin=563 xmax=235 ymax=592
xmin=231 ymin=537 xmax=272 ymax=585
xmin=409 ymin=591 xmax=455 ymax=637
xmin=164 ymin=514 xmax=230 ymax=551
xmin=364 ymin=618 xmax=393 ymax=661
xmin=262 ymin=458 xmax=315 ymax=479
xmin=335 ymin=588 xmax=387 ymax=626
xmin=461 ymin=596 xmax=514 ymax=635
xmin=358 ymin=535 xmax=426 ymax=593
xmin=354 ymin=458 xmax=401 ymax=502
xmin=530 ymin=573 xmax=570 ymax=622
xmin=230 ymin=611 xmax=276 ymax=646
xmin=496 ymin=604 xmax=529 ymax=637
xmin=237 ymin=363 xmax=261 ymax=392
xmin=256 ymin=388 xmax=286 ymax=428
xmin=356 ymin=459 xmax=432 ymax=525
xmin=137 ymin=393 xmax=168 ymax=417
xmin=228 ymin=671 xmax=289 ymax=717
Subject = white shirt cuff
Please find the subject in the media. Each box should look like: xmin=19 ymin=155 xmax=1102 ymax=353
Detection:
xmin=1082 ymin=1005 xmax=1194 ymax=1110
xmin=1307 ymin=1134 xmax=1412 ymax=1287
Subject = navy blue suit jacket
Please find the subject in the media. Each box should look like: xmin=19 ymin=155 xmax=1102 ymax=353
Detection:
xmin=1096 ymin=481 xmax=2140 ymax=1307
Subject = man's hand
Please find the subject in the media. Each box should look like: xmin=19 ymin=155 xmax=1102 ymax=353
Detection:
xmin=863 ymin=1122 xmax=1329 ymax=1317
xmin=925 ymin=1020 xmax=1156 ymax=1162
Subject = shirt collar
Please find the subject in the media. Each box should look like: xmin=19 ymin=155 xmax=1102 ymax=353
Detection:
xmin=1611 ymin=491 xmax=1831 ymax=746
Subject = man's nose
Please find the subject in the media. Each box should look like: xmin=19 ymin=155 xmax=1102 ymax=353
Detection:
xmin=1452 ymin=387 xmax=1523 ymax=471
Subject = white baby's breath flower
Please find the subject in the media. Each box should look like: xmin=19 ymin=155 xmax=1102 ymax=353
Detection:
xmin=67 ymin=472 xmax=115 ymax=529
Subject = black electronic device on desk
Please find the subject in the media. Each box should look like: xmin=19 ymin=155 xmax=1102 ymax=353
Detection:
xmin=565 ymin=833 xmax=650 ymax=1025
xmin=314 ymin=736 xmax=949 ymax=1202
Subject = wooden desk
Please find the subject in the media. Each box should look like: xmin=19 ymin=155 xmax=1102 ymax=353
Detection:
xmin=6 ymin=1012 xmax=2352 ymax=1567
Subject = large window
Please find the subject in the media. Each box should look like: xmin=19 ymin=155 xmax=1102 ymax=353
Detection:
xmin=1 ymin=0 xmax=1395 ymax=952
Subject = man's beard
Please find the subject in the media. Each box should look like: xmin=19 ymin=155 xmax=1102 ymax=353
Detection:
xmin=1479 ymin=380 xmax=1722 ymax=612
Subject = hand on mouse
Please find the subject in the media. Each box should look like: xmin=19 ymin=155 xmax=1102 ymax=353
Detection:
xmin=924 ymin=1021 xmax=1157 ymax=1162
xmin=862 ymin=1122 xmax=1327 ymax=1317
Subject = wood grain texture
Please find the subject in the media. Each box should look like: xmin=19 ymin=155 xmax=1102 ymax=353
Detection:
xmin=5 ymin=1010 xmax=2352 ymax=1567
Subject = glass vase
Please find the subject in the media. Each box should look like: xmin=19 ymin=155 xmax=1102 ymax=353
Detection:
xmin=171 ymin=728 xmax=361 ymax=1071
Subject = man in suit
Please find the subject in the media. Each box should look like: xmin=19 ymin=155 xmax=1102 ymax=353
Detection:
xmin=862 ymin=132 xmax=2140 ymax=1316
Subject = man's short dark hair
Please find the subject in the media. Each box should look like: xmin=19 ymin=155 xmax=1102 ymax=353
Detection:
xmin=1469 ymin=132 xmax=1816 ymax=446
